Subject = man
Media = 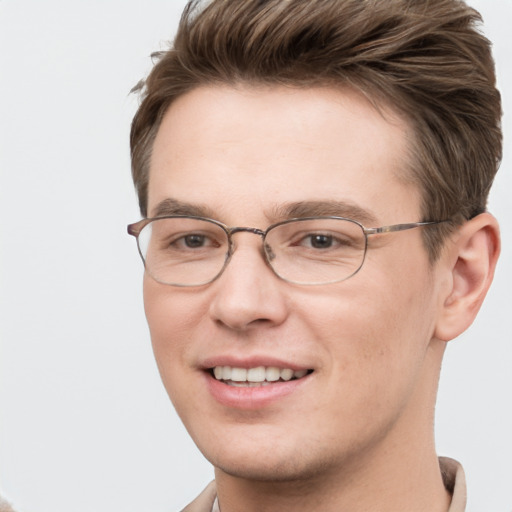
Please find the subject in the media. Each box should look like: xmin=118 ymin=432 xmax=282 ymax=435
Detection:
xmin=127 ymin=1 xmax=502 ymax=510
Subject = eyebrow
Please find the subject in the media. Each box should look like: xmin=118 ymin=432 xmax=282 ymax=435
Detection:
xmin=151 ymin=198 xmax=216 ymax=219
xmin=150 ymin=198 xmax=379 ymax=227
xmin=268 ymin=200 xmax=379 ymax=226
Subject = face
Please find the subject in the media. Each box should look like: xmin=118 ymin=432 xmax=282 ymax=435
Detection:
xmin=144 ymin=85 xmax=446 ymax=482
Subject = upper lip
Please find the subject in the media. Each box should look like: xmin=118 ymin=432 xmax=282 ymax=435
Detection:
xmin=200 ymin=355 xmax=313 ymax=371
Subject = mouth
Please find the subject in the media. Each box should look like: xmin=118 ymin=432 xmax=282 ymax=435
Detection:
xmin=209 ymin=366 xmax=314 ymax=387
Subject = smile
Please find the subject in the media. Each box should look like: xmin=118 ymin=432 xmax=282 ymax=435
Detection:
xmin=211 ymin=366 xmax=312 ymax=387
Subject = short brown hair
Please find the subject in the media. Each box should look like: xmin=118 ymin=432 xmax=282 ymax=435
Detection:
xmin=130 ymin=0 xmax=502 ymax=259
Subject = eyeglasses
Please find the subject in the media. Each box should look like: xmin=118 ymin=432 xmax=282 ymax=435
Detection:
xmin=127 ymin=215 xmax=444 ymax=286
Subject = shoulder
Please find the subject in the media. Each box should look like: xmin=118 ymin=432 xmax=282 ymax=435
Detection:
xmin=0 ymin=494 xmax=18 ymax=512
xmin=180 ymin=481 xmax=217 ymax=512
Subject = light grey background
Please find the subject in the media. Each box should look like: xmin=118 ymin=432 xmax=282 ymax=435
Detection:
xmin=0 ymin=2 xmax=510 ymax=511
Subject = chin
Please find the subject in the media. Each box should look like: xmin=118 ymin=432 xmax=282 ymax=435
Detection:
xmin=214 ymin=455 xmax=327 ymax=483
xmin=198 ymin=432 xmax=341 ymax=483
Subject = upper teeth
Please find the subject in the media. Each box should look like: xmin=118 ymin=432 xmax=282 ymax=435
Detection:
xmin=213 ymin=366 xmax=308 ymax=382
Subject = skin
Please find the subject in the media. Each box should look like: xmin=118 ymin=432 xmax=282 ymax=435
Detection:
xmin=143 ymin=85 xmax=500 ymax=512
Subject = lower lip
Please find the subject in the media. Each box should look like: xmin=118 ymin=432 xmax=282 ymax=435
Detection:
xmin=204 ymin=372 xmax=311 ymax=410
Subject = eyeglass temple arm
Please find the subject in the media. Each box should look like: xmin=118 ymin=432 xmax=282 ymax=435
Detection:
xmin=364 ymin=221 xmax=443 ymax=235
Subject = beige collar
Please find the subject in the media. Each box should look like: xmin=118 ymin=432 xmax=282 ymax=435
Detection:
xmin=440 ymin=456 xmax=467 ymax=512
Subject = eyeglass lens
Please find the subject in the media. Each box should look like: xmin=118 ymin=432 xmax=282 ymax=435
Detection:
xmin=136 ymin=217 xmax=367 ymax=286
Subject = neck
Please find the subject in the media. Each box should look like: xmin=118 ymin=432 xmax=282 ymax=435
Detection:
xmin=215 ymin=442 xmax=451 ymax=512
xmin=214 ymin=342 xmax=452 ymax=512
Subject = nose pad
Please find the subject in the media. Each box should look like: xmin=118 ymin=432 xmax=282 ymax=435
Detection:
xmin=264 ymin=242 xmax=276 ymax=262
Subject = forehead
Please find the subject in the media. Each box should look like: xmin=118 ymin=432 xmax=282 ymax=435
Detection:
xmin=148 ymin=84 xmax=420 ymax=224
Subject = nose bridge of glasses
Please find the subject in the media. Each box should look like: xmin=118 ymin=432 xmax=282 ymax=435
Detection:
xmin=226 ymin=226 xmax=271 ymax=262
xmin=229 ymin=226 xmax=266 ymax=237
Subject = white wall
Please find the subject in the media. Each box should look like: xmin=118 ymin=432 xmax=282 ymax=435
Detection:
xmin=0 ymin=1 xmax=510 ymax=511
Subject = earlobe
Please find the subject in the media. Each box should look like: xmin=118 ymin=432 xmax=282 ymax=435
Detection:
xmin=434 ymin=213 xmax=500 ymax=342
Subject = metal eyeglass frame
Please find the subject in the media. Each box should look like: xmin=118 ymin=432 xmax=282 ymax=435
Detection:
xmin=127 ymin=215 xmax=446 ymax=286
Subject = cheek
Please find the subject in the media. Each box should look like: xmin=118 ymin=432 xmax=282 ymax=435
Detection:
xmin=143 ymin=278 xmax=207 ymax=384
xmin=143 ymin=278 xmax=217 ymax=426
xmin=296 ymin=260 xmax=437 ymax=388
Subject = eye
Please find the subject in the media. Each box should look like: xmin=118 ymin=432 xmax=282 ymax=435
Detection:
xmin=171 ymin=232 xmax=220 ymax=249
xmin=182 ymin=234 xmax=208 ymax=248
xmin=307 ymin=234 xmax=334 ymax=249
xmin=296 ymin=232 xmax=352 ymax=250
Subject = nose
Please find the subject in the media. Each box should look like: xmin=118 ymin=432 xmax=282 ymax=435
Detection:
xmin=208 ymin=234 xmax=289 ymax=331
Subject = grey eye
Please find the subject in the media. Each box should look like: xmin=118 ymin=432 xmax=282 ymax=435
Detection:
xmin=184 ymin=234 xmax=207 ymax=247
xmin=308 ymin=234 xmax=333 ymax=249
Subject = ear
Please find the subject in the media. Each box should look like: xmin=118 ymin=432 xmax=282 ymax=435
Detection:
xmin=434 ymin=213 xmax=500 ymax=342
